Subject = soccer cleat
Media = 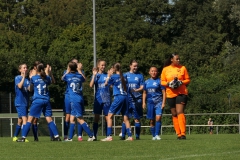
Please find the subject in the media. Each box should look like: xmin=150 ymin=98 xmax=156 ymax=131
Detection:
xmin=34 ymin=138 xmax=39 ymax=141
xmin=152 ymin=137 xmax=156 ymax=140
xmin=78 ymin=136 xmax=83 ymax=141
xmin=136 ymin=137 xmax=140 ymax=140
xmin=87 ymin=136 xmax=95 ymax=141
xmin=177 ymin=136 xmax=182 ymax=140
xmin=101 ymin=136 xmax=113 ymax=141
xmin=53 ymin=136 xmax=61 ymax=141
xmin=119 ymin=132 xmax=122 ymax=137
xmin=13 ymin=137 xmax=18 ymax=142
xmin=181 ymin=135 xmax=186 ymax=140
xmin=64 ymin=136 xmax=68 ymax=140
xmin=119 ymin=137 xmax=125 ymax=140
xmin=125 ymin=137 xmax=133 ymax=141
xmin=50 ymin=137 xmax=54 ymax=141
xmin=64 ymin=138 xmax=73 ymax=142
xmin=155 ymin=135 xmax=161 ymax=140
xmin=17 ymin=138 xmax=27 ymax=142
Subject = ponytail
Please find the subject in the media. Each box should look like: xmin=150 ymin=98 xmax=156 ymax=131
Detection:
xmin=114 ymin=63 xmax=127 ymax=92
xmin=36 ymin=63 xmax=46 ymax=79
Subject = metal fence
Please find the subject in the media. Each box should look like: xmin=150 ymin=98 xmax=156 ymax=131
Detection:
xmin=0 ymin=112 xmax=239 ymax=137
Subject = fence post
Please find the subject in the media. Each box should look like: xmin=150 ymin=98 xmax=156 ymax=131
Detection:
xmin=217 ymin=126 xmax=218 ymax=134
xmin=189 ymin=126 xmax=190 ymax=135
xmin=102 ymin=112 xmax=104 ymax=136
xmin=61 ymin=116 xmax=64 ymax=138
xmin=10 ymin=118 xmax=13 ymax=137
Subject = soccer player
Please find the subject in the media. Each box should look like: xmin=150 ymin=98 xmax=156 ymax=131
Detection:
xmin=142 ymin=67 xmax=166 ymax=140
xmin=120 ymin=60 xmax=144 ymax=140
xmin=89 ymin=60 xmax=111 ymax=140
xmin=13 ymin=64 xmax=30 ymax=142
xmin=30 ymin=61 xmax=54 ymax=141
xmin=63 ymin=58 xmax=84 ymax=141
xmin=101 ymin=63 xmax=133 ymax=141
xmin=17 ymin=63 xmax=61 ymax=142
xmin=62 ymin=61 xmax=95 ymax=141
xmin=161 ymin=53 xmax=190 ymax=140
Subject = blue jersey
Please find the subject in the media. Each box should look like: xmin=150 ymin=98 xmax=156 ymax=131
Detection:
xmin=63 ymin=70 xmax=84 ymax=95
xmin=92 ymin=73 xmax=111 ymax=103
xmin=125 ymin=72 xmax=144 ymax=99
xmin=143 ymin=78 xmax=165 ymax=104
xmin=14 ymin=75 xmax=30 ymax=106
xmin=108 ymin=74 xmax=127 ymax=96
xmin=30 ymin=75 xmax=51 ymax=101
xmin=63 ymin=72 xmax=85 ymax=102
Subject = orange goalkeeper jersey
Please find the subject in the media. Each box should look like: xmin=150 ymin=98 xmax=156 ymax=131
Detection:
xmin=161 ymin=65 xmax=190 ymax=98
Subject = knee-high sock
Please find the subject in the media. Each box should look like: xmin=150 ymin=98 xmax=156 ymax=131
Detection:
xmin=93 ymin=122 xmax=98 ymax=138
xmin=121 ymin=122 xmax=126 ymax=137
xmin=155 ymin=121 xmax=161 ymax=136
xmin=69 ymin=123 xmax=75 ymax=139
xmin=48 ymin=123 xmax=54 ymax=138
xmin=48 ymin=121 xmax=59 ymax=137
xmin=104 ymin=122 xmax=107 ymax=136
xmin=32 ymin=124 xmax=38 ymax=139
xmin=64 ymin=121 xmax=69 ymax=136
xmin=150 ymin=127 xmax=155 ymax=137
xmin=126 ymin=128 xmax=132 ymax=137
xmin=107 ymin=127 xmax=112 ymax=137
xmin=78 ymin=122 xmax=83 ymax=137
xmin=178 ymin=113 xmax=186 ymax=136
xmin=81 ymin=122 xmax=93 ymax=137
xmin=13 ymin=125 xmax=21 ymax=137
xmin=172 ymin=116 xmax=181 ymax=136
xmin=135 ymin=122 xmax=141 ymax=138
xmin=22 ymin=122 xmax=31 ymax=138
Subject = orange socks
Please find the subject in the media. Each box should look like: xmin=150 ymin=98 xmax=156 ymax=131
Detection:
xmin=178 ymin=113 xmax=186 ymax=136
xmin=172 ymin=116 xmax=181 ymax=137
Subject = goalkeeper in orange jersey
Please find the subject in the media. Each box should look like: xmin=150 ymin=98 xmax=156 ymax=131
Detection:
xmin=161 ymin=53 xmax=190 ymax=140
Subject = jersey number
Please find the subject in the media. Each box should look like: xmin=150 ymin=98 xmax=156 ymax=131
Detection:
xmin=70 ymin=83 xmax=80 ymax=92
xmin=37 ymin=84 xmax=47 ymax=95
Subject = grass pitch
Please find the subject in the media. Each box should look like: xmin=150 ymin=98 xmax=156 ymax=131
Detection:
xmin=0 ymin=134 xmax=240 ymax=160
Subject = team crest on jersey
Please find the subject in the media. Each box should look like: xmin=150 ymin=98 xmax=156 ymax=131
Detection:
xmin=153 ymin=82 xmax=157 ymax=86
xmin=134 ymin=77 xmax=139 ymax=81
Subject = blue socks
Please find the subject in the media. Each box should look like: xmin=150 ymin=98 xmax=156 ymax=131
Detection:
xmin=48 ymin=121 xmax=59 ymax=137
xmin=93 ymin=122 xmax=98 ymax=138
xmin=78 ymin=122 xmax=83 ymax=137
xmin=22 ymin=122 xmax=31 ymax=137
xmin=121 ymin=122 xmax=126 ymax=137
xmin=107 ymin=127 xmax=112 ymax=136
xmin=81 ymin=122 xmax=93 ymax=137
xmin=155 ymin=121 xmax=161 ymax=136
xmin=126 ymin=128 xmax=132 ymax=137
xmin=69 ymin=123 xmax=75 ymax=139
xmin=32 ymin=124 xmax=38 ymax=139
xmin=64 ymin=121 xmax=69 ymax=136
xmin=48 ymin=123 xmax=54 ymax=138
xmin=150 ymin=127 xmax=155 ymax=137
xmin=135 ymin=122 xmax=141 ymax=138
xmin=13 ymin=125 xmax=21 ymax=137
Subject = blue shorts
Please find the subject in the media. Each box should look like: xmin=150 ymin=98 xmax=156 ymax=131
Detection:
xmin=15 ymin=105 xmax=28 ymax=117
xmin=93 ymin=99 xmax=110 ymax=115
xmin=29 ymin=99 xmax=52 ymax=118
xmin=128 ymin=98 xmax=143 ymax=119
xmin=146 ymin=102 xmax=163 ymax=120
xmin=63 ymin=94 xmax=71 ymax=114
xmin=71 ymin=101 xmax=84 ymax=118
xmin=109 ymin=95 xmax=128 ymax=116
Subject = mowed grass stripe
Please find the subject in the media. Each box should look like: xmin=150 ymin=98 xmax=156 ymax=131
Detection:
xmin=0 ymin=134 xmax=240 ymax=160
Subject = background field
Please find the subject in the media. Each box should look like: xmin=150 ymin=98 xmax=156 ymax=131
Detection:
xmin=1 ymin=134 xmax=240 ymax=160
